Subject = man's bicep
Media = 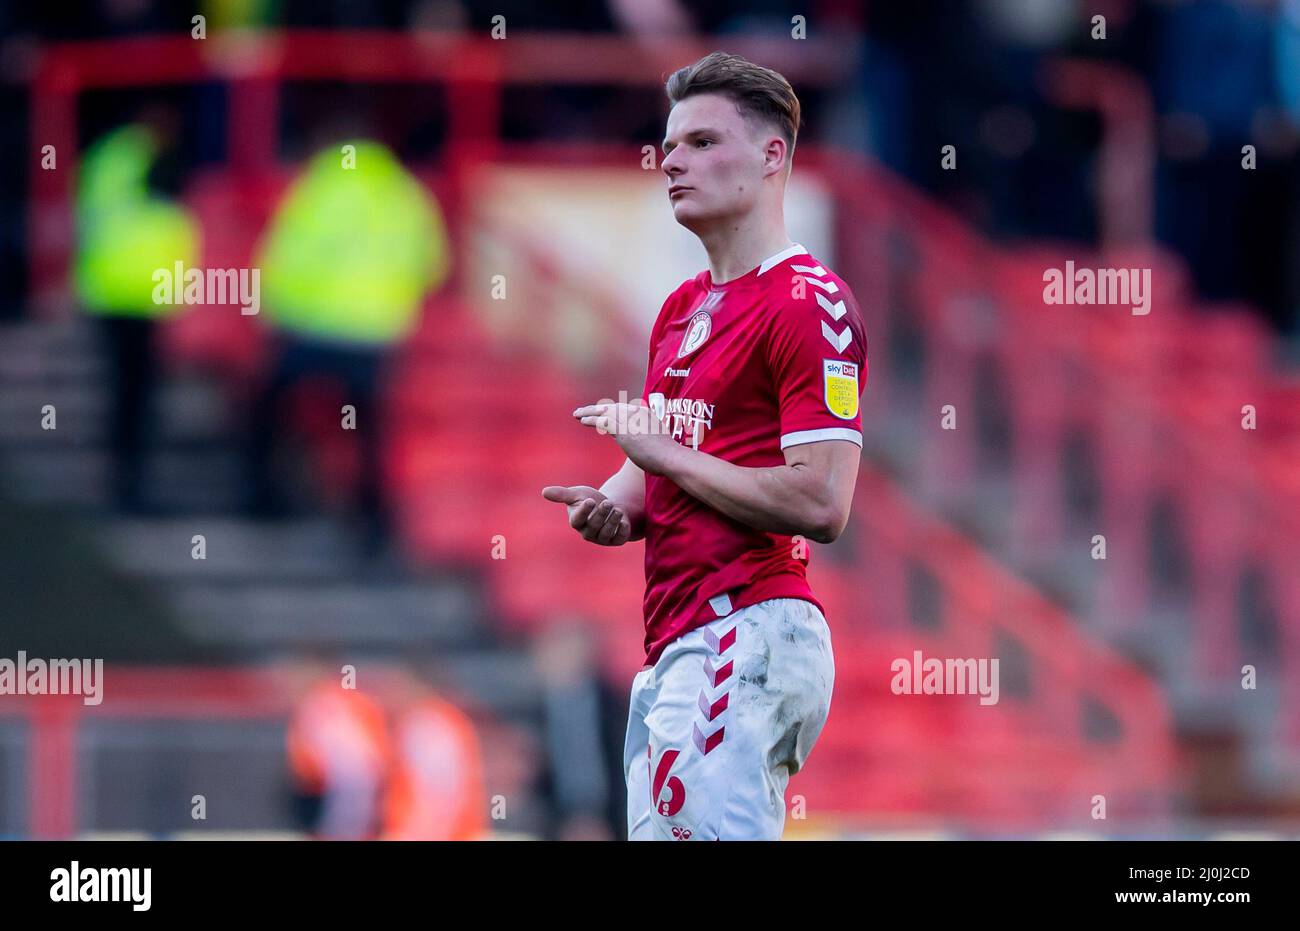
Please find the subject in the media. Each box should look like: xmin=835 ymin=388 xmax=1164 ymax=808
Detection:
xmin=783 ymin=439 xmax=860 ymax=530
xmin=783 ymin=439 xmax=860 ymax=483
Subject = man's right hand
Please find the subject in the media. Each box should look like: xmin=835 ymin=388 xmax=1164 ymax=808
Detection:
xmin=541 ymin=485 xmax=634 ymax=546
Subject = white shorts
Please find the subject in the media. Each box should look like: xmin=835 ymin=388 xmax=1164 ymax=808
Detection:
xmin=623 ymin=597 xmax=835 ymax=841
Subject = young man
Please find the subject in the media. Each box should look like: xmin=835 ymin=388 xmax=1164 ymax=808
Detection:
xmin=542 ymin=52 xmax=867 ymax=840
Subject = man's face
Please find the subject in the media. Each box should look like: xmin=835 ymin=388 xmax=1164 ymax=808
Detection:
xmin=661 ymin=93 xmax=773 ymax=231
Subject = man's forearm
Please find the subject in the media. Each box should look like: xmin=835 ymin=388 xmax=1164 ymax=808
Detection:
xmin=598 ymin=458 xmax=647 ymax=541
xmin=657 ymin=443 xmax=837 ymax=543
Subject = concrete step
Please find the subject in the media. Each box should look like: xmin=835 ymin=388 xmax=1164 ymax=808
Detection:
xmin=0 ymin=447 xmax=110 ymax=506
xmin=0 ymin=383 xmax=105 ymax=442
xmin=435 ymin=648 xmax=543 ymax=717
xmin=0 ymin=379 xmax=236 ymax=446
xmin=168 ymin=579 xmax=486 ymax=651
xmin=94 ymin=515 xmax=367 ymax=581
xmin=0 ymin=319 xmax=102 ymax=364
xmin=0 ymin=349 xmax=104 ymax=383
xmin=1 ymin=444 xmax=246 ymax=510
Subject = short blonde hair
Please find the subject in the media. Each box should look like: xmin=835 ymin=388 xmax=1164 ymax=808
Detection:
xmin=665 ymin=52 xmax=801 ymax=151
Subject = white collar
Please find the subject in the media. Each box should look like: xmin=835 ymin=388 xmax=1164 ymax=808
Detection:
xmin=756 ymin=242 xmax=807 ymax=276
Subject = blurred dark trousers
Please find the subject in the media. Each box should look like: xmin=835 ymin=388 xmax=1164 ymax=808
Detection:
xmin=246 ymin=335 xmax=388 ymax=546
xmin=97 ymin=315 xmax=157 ymax=511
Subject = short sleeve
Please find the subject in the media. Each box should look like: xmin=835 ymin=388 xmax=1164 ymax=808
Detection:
xmin=765 ymin=282 xmax=868 ymax=450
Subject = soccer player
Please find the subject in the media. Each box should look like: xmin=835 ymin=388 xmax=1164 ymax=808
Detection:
xmin=542 ymin=52 xmax=867 ymax=841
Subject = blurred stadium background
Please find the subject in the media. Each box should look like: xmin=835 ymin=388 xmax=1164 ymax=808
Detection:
xmin=0 ymin=0 xmax=1298 ymax=840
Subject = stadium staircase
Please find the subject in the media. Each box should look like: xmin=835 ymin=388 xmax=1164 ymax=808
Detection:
xmin=0 ymin=311 xmax=551 ymax=837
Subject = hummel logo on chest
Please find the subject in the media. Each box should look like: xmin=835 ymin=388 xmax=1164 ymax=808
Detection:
xmin=664 ymin=366 xmax=690 ymax=378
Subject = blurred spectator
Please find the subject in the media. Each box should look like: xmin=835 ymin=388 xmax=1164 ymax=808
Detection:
xmin=1151 ymin=0 xmax=1278 ymax=304
xmin=381 ymin=669 xmax=488 ymax=840
xmin=533 ymin=622 xmax=627 ymax=840
xmin=286 ymin=665 xmax=394 ymax=840
xmin=1276 ymin=0 xmax=1300 ymax=123
xmin=246 ymin=136 xmax=449 ymax=550
xmin=74 ymin=115 xmax=198 ymax=511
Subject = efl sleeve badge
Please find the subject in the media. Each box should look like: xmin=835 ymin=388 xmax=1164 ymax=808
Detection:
xmin=823 ymin=359 xmax=859 ymax=420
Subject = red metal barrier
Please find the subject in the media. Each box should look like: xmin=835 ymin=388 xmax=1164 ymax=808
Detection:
xmin=0 ymin=668 xmax=292 ymax=838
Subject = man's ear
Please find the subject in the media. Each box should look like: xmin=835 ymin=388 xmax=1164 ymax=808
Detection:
xmin=763 ymin=136 xmax=790 ymax=178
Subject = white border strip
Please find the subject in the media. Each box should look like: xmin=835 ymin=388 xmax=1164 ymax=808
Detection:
xmin=757 ymin=242 xmax=808 ymax=276
xmin=780 ymin=427 xmax=863 ymax=449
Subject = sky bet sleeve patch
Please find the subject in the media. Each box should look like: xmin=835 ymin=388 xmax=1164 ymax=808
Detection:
xmin=823 ymin=359 xmax=859 ymax=419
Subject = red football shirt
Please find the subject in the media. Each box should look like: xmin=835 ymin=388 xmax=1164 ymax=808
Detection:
xmin=639 ymin=242 xmax=868 ymax=666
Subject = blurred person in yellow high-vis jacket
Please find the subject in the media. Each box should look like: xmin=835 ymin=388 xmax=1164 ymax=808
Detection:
xmin=245 ymin=138 xmax=449 ymax=552
xmin=75 ymin=118 xmax=198 ymax=511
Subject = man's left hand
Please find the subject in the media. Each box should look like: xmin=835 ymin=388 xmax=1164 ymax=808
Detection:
xmin=573 ymin=400 xmax=681 ymax=476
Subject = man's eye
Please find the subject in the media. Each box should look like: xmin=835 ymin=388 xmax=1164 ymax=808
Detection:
xmin=696 ymin=139 xmax=712 ymax=148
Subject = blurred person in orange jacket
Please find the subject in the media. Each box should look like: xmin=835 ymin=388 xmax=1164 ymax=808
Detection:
xmin=381 ymin=668 xmax=488 ymax=841
xmin=285 ymin=662 xmax=393 ymax=840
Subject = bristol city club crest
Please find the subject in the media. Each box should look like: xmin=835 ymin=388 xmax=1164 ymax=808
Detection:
xmin=677 ymin=293 xmax=722 ymax=359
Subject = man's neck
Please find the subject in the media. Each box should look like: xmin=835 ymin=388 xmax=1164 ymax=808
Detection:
xmin=697 ymin=211 xmax=793 ymax=285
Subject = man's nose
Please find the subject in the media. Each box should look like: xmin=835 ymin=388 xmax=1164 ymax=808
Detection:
xmin=661 ymin=150 xmax=683 ymax=178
